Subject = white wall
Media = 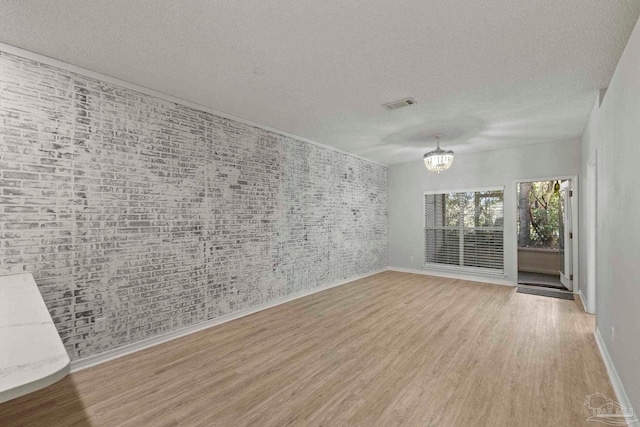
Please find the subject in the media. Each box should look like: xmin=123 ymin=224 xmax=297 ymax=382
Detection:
xmin=388 ymin=138 xmax=581 ymax=284
xmin=580 ymin=15 xmax=640 ymax=415
xmin=579 ymin=97 xmax=599 ymax=313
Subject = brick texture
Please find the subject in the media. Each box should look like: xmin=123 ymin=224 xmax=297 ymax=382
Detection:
xmin=0 ymin=51 xmax=388 ymax=360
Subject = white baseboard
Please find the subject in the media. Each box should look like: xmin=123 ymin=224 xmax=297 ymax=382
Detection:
xmin=594 ymin=327 xmax=638 ymax=426
xmin=577 ymin=289 xmax=588 ymax=312
xmin=70 ymin=268 xmax=386 ymax=372
xmin=387 ymin=266 xmax=514 ymax=287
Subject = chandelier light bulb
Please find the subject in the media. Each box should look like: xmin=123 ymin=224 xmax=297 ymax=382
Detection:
xmin=423 ymin=135 xmax=454 ymax=173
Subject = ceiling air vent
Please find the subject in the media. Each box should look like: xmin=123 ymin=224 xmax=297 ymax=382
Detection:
xmin=383 ymin=97 xmax=416 ymax=111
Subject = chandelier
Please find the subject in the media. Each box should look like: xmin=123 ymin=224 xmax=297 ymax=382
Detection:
xmin=423 ymin=135 xmax=454 ymax=173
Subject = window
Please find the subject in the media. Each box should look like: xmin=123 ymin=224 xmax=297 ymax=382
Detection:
xmin=424 ymin=188 xmax=504 ymax=274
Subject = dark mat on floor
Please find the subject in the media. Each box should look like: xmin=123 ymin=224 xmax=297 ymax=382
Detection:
xmin=516 ymin=287 xmax=575 ymax=300
xmin=517 ymin=281 xmax=566 ymax=290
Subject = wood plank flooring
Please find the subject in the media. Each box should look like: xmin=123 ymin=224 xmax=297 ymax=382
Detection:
xmin=0 ymin=271 xmax=617 ymax=426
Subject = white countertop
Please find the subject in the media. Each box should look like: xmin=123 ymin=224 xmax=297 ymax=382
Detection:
xmin=0 ymin=273 xmax=70 ymax=404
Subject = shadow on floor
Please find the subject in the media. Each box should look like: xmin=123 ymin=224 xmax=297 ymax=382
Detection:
xmin=0 ymin=375 xmax=92 ymax=426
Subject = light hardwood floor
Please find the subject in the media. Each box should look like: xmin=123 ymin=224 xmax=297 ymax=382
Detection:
xmin=0 ymin=271 xmax=617 ymax=426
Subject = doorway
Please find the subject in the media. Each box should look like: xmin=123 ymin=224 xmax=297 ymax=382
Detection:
xmin=516 ymin=179 xmax=573 ymax=292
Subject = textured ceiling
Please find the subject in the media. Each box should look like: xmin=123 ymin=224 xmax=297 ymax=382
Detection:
xmin=0 ymin=1 xmax=639 ymax=165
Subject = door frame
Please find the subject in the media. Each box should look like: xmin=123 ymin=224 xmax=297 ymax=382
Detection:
xmin=559 ymin=180 xmax=573 ymax=291
xmin=512 ymin=175 xmax=579 ymax=294
xmin=586 ymin=152 xmax=597 ymax=313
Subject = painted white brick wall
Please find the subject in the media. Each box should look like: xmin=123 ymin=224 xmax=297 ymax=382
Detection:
xmin=0 ymin=51 xmax=388 ymax=360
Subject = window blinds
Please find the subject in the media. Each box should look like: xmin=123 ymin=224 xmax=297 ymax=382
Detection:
xmin=424 ymin=189 xmax=504 ymax=273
